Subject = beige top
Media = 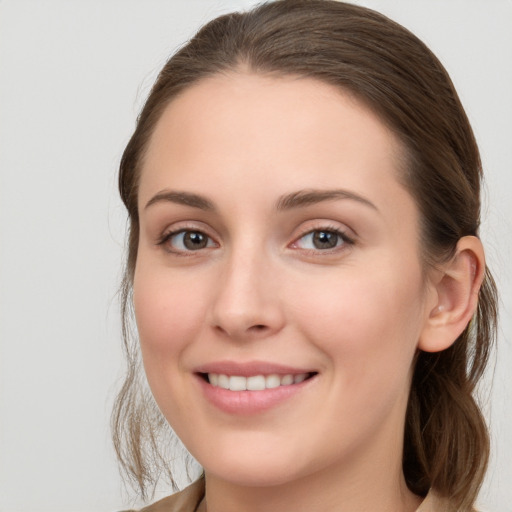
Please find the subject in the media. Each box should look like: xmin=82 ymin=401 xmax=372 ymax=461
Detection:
xmin=130 ymin=478 xmax=459 ymax=512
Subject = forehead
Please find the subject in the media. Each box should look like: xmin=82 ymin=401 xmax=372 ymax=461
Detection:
xmin=139 ymin=72 xmax=414 ymax=221
xmin=146 ymin=72 xmax=401 ymax=161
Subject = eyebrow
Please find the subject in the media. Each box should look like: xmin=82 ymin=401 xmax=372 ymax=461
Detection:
xmin=144 ymin=190 xmax=216 ymax=211
xmin=144 ymin=188 xmax=378 ymax=213
xmin=276 ymin=189 xmax=378 ymax=211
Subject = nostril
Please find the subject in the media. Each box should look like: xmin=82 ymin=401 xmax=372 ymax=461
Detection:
xmin=246 ymin=324 xmax=268 ymax=334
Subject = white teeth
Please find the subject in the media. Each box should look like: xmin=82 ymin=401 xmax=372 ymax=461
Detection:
xmin=247 ymin=375 xmax=266 ymax=391
xmin=229 ymin=376 xmax=246 ymax=391
xmin=217 ymin=374 xmax=229 ymax=389
xmin=265 ymin=374 xmax=281 ymax=389
xmin=208 ymin=372 xmax=310 ymax=390
xmin=281 ymin=374 xmax=294 ymax=386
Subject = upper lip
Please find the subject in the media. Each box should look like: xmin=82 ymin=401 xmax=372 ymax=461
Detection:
xmin=194 ymin=360 xmax=315 ymax=377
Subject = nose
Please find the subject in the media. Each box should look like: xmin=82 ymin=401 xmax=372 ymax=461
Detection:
xmin=208 ymin=249 xmax=285 ymax=341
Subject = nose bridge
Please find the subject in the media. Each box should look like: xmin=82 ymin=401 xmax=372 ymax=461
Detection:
xmin=209 ymin=239 xmax=283 ymax=339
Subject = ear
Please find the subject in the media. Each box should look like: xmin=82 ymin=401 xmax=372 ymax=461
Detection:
xmin=418 ymin=236 xmax=485 ymax=353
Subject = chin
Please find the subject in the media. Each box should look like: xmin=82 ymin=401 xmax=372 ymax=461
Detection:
xmin=196 ymin=440 xmax=322 ymax=489
xmin=205 ymin=462 xmax=301 ymax=488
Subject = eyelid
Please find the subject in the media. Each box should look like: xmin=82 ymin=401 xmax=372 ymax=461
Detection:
xmin=156 ymin=222 xmax=219 ymax=254
xmin=154 ymin=220 xmax=355 ymax=255
xmin=289 ymin=222 xmax=356 ymax=252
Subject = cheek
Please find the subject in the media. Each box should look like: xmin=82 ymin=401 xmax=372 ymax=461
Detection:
xmin=290 ymin=260 xmax=426 ymax=381
xmin=290 ymin=264 xmax=426 ymax=442
xmin=133 ymin=265 xmax=205 ymax=361
xmin=132 ymin=262 xmax=213 ymax=420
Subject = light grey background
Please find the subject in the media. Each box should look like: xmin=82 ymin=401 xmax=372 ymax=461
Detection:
xmin=0 ymin=1 xmax=510 ymax=511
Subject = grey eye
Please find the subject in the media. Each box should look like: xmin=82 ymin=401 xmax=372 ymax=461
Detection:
xmin=296 ymin=230 xmax=344 ymax=250
xmin=311 ymin=231 xmax=340 ymax=249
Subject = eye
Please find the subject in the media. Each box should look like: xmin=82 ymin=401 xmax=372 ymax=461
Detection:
xmin=160 ymin=229 xmax=217 ymax=253
xmin=293 ymin=229 xmax=351 ymax=251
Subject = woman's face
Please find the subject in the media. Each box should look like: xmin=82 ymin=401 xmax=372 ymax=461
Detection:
xmin=134 ymin=73 xmax=437 ymax=487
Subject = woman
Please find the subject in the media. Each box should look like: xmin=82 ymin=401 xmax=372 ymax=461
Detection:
xmin=113 ymin=1 xmax=498 ymax=511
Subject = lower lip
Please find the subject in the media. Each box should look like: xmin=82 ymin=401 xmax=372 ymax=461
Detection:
xmin=196 ymin=375 xmax=315 ymax=415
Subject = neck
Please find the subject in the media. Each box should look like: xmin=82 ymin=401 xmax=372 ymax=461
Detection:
xmin=201 ymin=442 xmax=422 ymax=512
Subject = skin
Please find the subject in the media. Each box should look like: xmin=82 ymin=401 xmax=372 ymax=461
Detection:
xmin=133 ymin=73 xmax=482 ymax=512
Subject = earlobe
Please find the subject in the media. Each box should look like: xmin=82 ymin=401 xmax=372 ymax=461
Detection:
xmin=418 ymin=236 xmax=485 ymax=353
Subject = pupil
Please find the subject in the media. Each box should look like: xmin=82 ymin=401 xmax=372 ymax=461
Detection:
xmin=184 ymin=231 xmax=207 ymax=250
xmin=313 ymin=231 xmax=338 ymax=249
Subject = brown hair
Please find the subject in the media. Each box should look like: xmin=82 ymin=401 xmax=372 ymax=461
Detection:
xmin=113 ymin=1 xmax=498 ymax=508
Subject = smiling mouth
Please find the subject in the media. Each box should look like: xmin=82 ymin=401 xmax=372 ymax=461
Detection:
xmin=200 ymin=372 xmax=317 ymax=391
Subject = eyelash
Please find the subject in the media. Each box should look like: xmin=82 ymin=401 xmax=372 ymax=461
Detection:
xmin=157 ymin=225 xmax=355 ymax=255
xmin=157 ymin=228 xmax=218 ymax=255
xmin=291 ymin=226 xmax=355 ymax=253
